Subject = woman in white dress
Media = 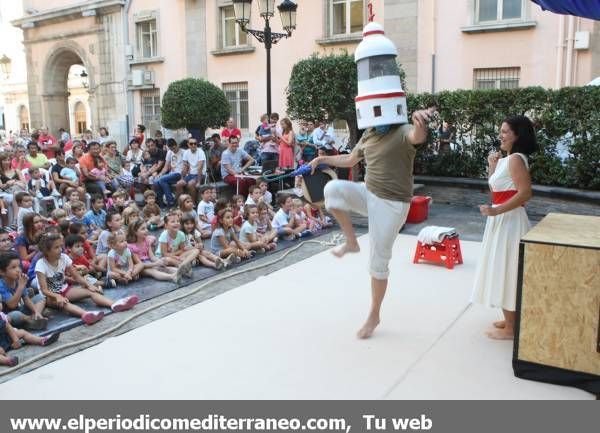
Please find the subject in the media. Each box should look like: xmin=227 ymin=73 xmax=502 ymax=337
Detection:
xmin=471 ymin=115 xmax=538 ymax=340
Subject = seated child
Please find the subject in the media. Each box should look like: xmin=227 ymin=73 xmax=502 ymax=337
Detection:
xmin=139 ymin=150 xmax=156 ymax=185
xmin=196 ymin=186 xmax=214 ymax=238
xmin=142 ymin=190 xmax=163 ymax=231
xmin=305 ymin=201 xmax=333 ymax=230
xmin=35 ymin=233 xmax=138 ymax=326
xmin=180 ymin=213 xmax=225 ymax=270
xmin=121 ymin=204 xmax=140 ymax=228
xmin=0 ymin=251 xmax=47 ymax=330
xmin=27 ymin=167 xmax=57 ymax=199
xmin=59 ymin=157 xmax=79 ymax=183
xmin=15 ymin=192 xmax=35 ymax=234
xmin=107 ymin=232 xmax=144 ymax=285
xmin=256 ymin=202 xmax=277 ymax=245
xmin=245 ymin=185 xmax=262 ymax=207
xmin=210 ymin=208 xmax=252 ymax=263
xmin=62 ymin=187 xmax=81 ymax=217
xmin=292 ymin=198 xmax=315 ymax=232
xmin=239 ymin=204 xmax=272 ymax=253
xmin=65 ymin=234 xmax=108 ymax=287
xmin=231 ymin=194 xmax=245 ymax=231
xmin=90 ymin=159 xmax=109 ymax=195
xmin=258 ymin=180 xmax=273 ymax=208
xmin=0 ymin=307 xmax=59 ymax=367
xmin=82 ymin=195 xmax=106 ymax=239
xmin=126 ymin=219 xmax=178 ymax=283
xmin=51 ymin=208 xmax=68 ymax=226
xmin=68 ymin=223 xmax=103 ymax=275
xmin=155 ymin=212 xmax=199 ymax=279
xmin=271 ymin=194 xmax=310 ymax=240
xmin=107 ymin=189 xmax=128 ymax=214
xmin=0 ymin=229 xmax=16 ymax=255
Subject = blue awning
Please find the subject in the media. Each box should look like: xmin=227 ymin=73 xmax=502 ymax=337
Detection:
xmin=531 ymin=0 xmax=600 ymax=20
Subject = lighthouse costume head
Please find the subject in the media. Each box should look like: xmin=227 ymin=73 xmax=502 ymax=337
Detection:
xmin=354 ymin=22 xmax=407 ymax=130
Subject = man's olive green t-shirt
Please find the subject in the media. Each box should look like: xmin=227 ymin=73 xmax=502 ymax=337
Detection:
xmin=351 ymin=124 xmax=415 ymax=203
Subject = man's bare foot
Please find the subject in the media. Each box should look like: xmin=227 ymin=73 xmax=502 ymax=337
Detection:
xmin=493 ymin=320 xmax=506 ymax=329
xmin=357 ymin=317 xmax=380 ymax=339
xmin=485 ymin=328 xmax=514 ymax=340
xmin=332 ymin=242 xmax=360 ymax=258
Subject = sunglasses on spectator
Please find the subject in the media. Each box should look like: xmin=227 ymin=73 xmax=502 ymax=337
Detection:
xmin=189 ymin=141 xmax=198 ymax=145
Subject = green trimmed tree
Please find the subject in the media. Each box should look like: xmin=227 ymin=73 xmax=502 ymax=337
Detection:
xmin=286 ymin=53 xmax=359 ymax=147
xmin=161 ymin=78 xmax=230 ymax=141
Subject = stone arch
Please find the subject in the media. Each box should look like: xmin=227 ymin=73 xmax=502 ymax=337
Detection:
xmin=40 ymin=40 xmax=95 ymax=138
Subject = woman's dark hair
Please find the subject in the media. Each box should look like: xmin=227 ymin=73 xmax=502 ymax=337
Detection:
xmin=503 ymin=115 xmax=538 ymax=156
xmin=0 ymin=251 xmax=20 ymax=271
xmin=166 ymin=138 xmax=177 ymax=148
xmin=137 ymin=124 xmax=146 ymax=132
xmin=22 ymin=212 xmax=41 ymax=242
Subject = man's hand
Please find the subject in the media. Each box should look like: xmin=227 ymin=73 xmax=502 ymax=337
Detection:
xmin=411 ymin=109 xmax=433 ymax=130
xmin=309 ymin=157 xmax=322 ymax=175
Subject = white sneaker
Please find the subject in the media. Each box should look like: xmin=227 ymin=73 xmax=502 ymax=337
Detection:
xmin=111 ymin=295 xmax=139 ymax=312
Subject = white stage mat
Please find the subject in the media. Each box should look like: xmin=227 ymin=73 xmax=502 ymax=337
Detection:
xmin=0 ymin=234 xmax=592 ymax=399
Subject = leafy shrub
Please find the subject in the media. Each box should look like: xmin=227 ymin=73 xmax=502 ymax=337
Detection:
xmin=408 ymin=86 xmax=600 ymax=190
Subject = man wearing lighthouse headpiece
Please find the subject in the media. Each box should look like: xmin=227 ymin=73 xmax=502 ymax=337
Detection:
xmin=309 ymin=21 xmax=435 ymax=339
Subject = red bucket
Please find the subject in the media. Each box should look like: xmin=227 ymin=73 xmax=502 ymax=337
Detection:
xmin=406 ymin=196 xmax=432 ymax=224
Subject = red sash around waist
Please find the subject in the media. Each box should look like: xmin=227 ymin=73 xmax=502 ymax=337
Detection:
xmin=492 ymin=190 xmax=518 ymax=205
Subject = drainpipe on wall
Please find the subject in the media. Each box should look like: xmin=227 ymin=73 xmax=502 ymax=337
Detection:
xmin=573 ymin=18 xmax=580 ymax=86
xmin=431 ymin=0 xmax=437 ymax=93
xmin=555 ymin=15 xmax=565 ymax=88
xmin=124 ymin=0 xmax=133 ymax=142
xmin=565 ymin=15 xmax=575 ymax=86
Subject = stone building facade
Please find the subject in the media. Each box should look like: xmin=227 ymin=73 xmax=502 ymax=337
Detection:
xmin=5 ymin=0 xmax=598 ymax=145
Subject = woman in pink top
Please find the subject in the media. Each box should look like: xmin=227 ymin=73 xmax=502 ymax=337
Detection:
xmin=278 ymin=118 xmax=296 ymax=169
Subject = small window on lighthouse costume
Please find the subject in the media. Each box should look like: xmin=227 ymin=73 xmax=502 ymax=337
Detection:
xmin=373 ymin=106 xmax=382 ymax=117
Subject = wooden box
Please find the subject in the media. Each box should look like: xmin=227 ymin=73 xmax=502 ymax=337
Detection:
xmin=513 ymin=213 xmax=600 ymax=395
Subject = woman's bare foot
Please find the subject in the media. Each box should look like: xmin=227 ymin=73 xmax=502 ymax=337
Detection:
xmin=332 ymin=242 xmax=360 ymax=258
xmin=485 ymin=328 xmax=514 ymax=340
xmin=357 ymin=316 xmax=380 ymax=339
xmin=493 ymin=320 xmax=506 ymax=329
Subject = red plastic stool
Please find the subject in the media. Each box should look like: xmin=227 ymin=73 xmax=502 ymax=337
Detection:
xmin=413 ymin=236 xmax=463 ymax=269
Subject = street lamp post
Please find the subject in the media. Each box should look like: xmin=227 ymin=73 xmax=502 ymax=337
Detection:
xmin=232 ymin=0 xmax=297 ymax=117
xmin=0 ymin=55 xmax=12 ymax=80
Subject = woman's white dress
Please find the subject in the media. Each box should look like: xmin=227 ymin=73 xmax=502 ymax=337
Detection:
xmin=471 ymin=153 xmax=531 ymax=311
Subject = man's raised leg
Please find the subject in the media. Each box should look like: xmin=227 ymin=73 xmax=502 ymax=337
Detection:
xmin=323 ymin=180 xmax=368 ymax=258
xmin=328 ymin=207 xmax=360 ymax=257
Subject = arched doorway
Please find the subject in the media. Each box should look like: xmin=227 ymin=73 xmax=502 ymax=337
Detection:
xmin=74 ymin=102 xmax=87 ymax=135
xmin=41 ymin=44 xmax=94 ymax=138
xmin=18 ymin=105 xmax=30 ymax=132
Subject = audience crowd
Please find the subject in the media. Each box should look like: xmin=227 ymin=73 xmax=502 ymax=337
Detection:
xmin=0 ymin=115 xmax=336 ymax=367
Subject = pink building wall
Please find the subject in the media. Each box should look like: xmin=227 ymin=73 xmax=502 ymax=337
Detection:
xmin=416 ymin=0 xmax=599 ymax=92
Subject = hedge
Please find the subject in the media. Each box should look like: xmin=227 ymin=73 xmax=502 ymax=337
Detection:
xmin=406 ymin=86 xmax=600 ymax=190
